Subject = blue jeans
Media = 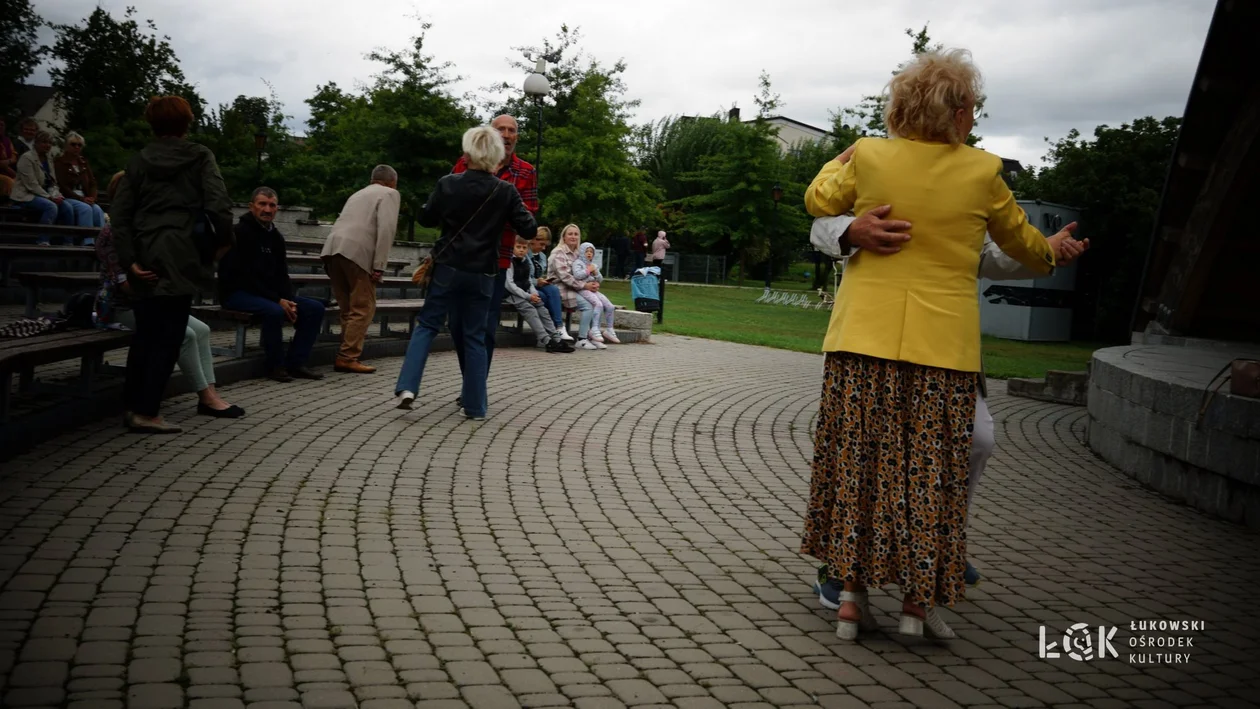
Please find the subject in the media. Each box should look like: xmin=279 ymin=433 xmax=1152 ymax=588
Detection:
xmin=537 ymin=283 xmax=563 ymax=327
xmin=63 ymin=199 xmax=102 ymax=244
xmin=221 ymin=292 xmax=326 ymax=371
xmin=396 ymin=263 xmax=494 ymax=417
xmin=450 ymin=268 xmax=507 ymax=413
xmin=572 ymin=292 xmax=595 ymax=338
xmin=18 ymin=197 xmax=72 ymax=245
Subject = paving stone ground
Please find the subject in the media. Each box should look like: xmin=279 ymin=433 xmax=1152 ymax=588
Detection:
xmin=0 ymin=334 xmax=1257 ymax=709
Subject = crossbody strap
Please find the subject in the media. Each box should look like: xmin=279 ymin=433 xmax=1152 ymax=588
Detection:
xmin=429 ymin=182 xmax=501 ymax=263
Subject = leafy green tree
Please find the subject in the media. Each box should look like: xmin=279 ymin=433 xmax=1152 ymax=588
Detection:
xmin=1016 ymin=117 xmax=1181 ymax=341
xmin=0 ymin=0 xmax=42 ymax=109
xmin=283 ymin=23 xmax=478 ymax=225
xmin=483 ymin=25 xmax=656 ymax=240
xmin=195 ymin=90 xmax=300 ymax=201
xmin=47 ymin=6 xmax=203 ymax=176
xmin=834 ymin=23 xmax=986 ymax=147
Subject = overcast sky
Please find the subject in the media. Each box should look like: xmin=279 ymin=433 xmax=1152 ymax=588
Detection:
xmin=30 ymin=0 xmax=1215 ymax=168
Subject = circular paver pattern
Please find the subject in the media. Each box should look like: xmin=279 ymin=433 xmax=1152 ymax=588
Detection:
xmin=1 ymin=334 xmax=1257 ymax=709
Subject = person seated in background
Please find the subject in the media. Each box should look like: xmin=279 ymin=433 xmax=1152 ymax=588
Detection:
xmin=218 ymin=187 xmax=326 ymax=383
xmin=571 ymin=241 xmax=621 ymax=346
xmin=55 ymin=131 xmax=106 ymax=234
xmin=0 ymin=118 xmax=18 ymax=187
xmin=527 ymin=226 xmax=572 ymax=342
xmin=505 ymin=236 xmax=571 ymax=353
xmin=95 ymin=171 xmax=244 ymax=418
xmin=10 ymin=131 xmax=74 ymax=244
xmin=13 ymin=118 xmax=37 ymax=156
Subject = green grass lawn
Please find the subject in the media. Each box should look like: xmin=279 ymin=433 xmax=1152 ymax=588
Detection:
xmin=598 ymin=280 xmax=1101 ymax=380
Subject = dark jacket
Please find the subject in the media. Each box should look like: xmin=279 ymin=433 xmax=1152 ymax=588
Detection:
xmin=611 ymin=234 xmax=631 ymax=255
xmin=420 ymin=169 xmax=537 ymax=274
xmin=510 ymin=255 xmax=532 ymax=293
xmin=218 ymin=213 xmax=293 ymax=302
xmin=110 ymin=138 xmax=233 ymax=298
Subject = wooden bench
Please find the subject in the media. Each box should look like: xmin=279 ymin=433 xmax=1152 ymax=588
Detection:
xmin=14 ymin=272 xmax=423 ymax=318
xmin=284 ymin=253 xmax=411 ymax=275
xmin=0 ymin=328 xmax=132 ymax=422
xmin=191 ymin=299 xmax=523 ymax=358
xmin=0 ymin=222 xmax=102 ymax=244
xmin=0 ymin=245 xmax=97 ymax=286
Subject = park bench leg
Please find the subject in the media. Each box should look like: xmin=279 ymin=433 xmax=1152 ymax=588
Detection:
xmin=0 ymin=371 xmax=10 ymax=423
xmin=235 ymin=325 xmax=246 ymax=358
xmin=24 ymin=286 xmax=39 ymax=319
xmin=78 ymin=353 xmax=103 ymax=397
xmin=18 ymin=367 xmax=34 ymax=393
xmin=380 ymin=316 xmax=389 ymax=337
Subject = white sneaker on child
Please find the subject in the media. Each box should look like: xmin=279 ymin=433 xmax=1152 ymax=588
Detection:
xmin=590 ymin=338 xmax=607 ymax=350
xmin=576 ymin=340 xmax=600 ymax=350
xmin=559 ymin=330 xmax=575 ymax=342
xmin=590 ymin=331 xmax=605 ymax=343
xmin=603 ymin=329 xmax=621 ymax=344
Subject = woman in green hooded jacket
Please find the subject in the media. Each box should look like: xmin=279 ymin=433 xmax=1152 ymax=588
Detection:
xmin=109 ymin=96 xmax=234 ymax=434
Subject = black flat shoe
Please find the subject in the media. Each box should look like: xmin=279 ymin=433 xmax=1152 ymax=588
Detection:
xmin=289 ymin=366 xmax=325 ymax=381
xmin=198 ymin=403 xmax=245 ymax=418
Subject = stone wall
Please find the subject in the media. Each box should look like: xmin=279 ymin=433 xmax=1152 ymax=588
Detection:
xmin=1087 ymin=341 xmax=1260 ymax=528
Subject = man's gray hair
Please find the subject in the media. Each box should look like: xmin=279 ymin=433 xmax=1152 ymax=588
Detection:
xmin=462 ymin=125 xmax=505 ymax=172
xmin=371 ymin=164 xmax=397 ymax=183
xmin=251 ymin=186 xmax=277 ymax=202
xmin=65 ymin=131 xmax=85 ymax=146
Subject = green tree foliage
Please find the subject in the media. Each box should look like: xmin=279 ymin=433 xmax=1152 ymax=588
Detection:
xmin=1015 ymin=117 xmax=1181 ymax=342
xmin=833 ymin=23 xmax=986 ymax=147
xmin=195 ymin=90 xmax=301 ymax=201
xmin=0 ymin=0 xmax=42 ymax=108
xmin=483 ymin=25 xmax=656 ymax=241
xmin=284 ymin=23 xmax=478 ymax=223
xmin=47 ymin=6 xmax=204 ymax=176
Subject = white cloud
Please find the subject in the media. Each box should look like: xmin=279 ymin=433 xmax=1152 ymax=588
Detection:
xmin=29 ymin=0 xmax=1215 ymax=167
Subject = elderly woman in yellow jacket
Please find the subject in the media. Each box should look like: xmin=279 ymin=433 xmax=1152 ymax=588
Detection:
xmin=800 ymin=48 xmax=1061 ymax=641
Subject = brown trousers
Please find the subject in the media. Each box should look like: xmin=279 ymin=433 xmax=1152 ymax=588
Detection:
xmin=322 ymin=254 xmax=376 ymax=361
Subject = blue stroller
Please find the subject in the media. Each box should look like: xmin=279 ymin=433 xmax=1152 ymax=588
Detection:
xmin=631 ymin=266 xmax=664 ymax=323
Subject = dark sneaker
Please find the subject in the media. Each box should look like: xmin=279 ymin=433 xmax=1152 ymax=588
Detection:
xmin=268 ymin=368 xmax=293 ymax=383
xmin=964 ymin=561 xmax=981 ymax=587
xmin=814 ymin=565 xmax=841 ymax=610
xmin=289 ymin=366 xmax=325 ymax=380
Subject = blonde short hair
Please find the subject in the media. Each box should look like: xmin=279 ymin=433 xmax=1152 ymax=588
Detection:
xmin=535 ymin=226 xmax=551 ymax=240
xmin=462 ymin=125 xmax=506 ymax=172
xmin=884 ymin=48 xmax=982 ymax=145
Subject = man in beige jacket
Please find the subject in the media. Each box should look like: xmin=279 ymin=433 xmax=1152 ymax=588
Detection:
xmin=320 ymin=165 xmax=401 ymax=373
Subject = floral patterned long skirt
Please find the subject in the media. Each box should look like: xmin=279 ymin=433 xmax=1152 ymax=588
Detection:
xmin=800 ymin=351 xmax=978 ymax=607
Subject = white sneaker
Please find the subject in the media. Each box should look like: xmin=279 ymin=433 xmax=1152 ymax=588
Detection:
xmin=559 ymin=330 xmax=575 ymax=342
xmin=396 ymin=391 xmax=415 ymax=410
xmin=590 ymin=338 xmax=607 ymax=350
xmin=576 ymin=340 xmax=599 ymax=350
xmin=603 ymin=329 xmax=621 ymax=344
xmin=590 ymin=330 xmax=604 ymax=343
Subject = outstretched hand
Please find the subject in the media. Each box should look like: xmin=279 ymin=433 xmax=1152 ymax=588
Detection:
xmin=1048 ymin=222 xmax=1089 ymax=265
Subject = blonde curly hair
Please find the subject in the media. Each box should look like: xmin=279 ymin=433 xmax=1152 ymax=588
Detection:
xmin=883 ymin=48 xmax=983 ymax=145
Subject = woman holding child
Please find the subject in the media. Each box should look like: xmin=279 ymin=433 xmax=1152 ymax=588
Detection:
xmin=799 ymin=49 xmax=1058 ymax=640
xmin=549 ymin=224 xmax=620 ymax=350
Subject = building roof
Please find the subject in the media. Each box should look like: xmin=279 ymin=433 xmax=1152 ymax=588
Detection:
xmin=1132 ymin=0 xmax=1260 ymax=342
xmin=749 ymin=115 xmax=831 ymax=137
xmin=14 ymin=85 xmax=56 ymax=121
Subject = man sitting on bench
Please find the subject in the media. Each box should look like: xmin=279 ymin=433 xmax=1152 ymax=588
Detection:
xmin=218 ymin=187 xmax=326 ymax=383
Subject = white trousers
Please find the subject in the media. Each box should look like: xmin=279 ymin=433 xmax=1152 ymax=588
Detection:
xmin=968 ymin=394 xmax=995 ymax=514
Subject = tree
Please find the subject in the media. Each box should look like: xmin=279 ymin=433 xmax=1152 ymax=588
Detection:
xmin=281 ymin=23 xmax=478 ymax=223
xmin=833 ymin=23 xmax=987 ymax=147
xmin=1015 ymin=117 xmax=1181 ymax=342
xmin=0 ymin=0 xmax=42 ymax=109
xmin=672 ymin=118 xmax=808 ymax=285
xmin=483 ymin=26 xmax=657 ymax=240
xmin=47 ymin=6 xmax=203 ymax=176
xmin=195 ymin=90 xmax=300 ymax=201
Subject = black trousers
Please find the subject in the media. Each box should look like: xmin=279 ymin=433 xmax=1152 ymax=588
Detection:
xmin=125 ymin=295 xmax=192 ymax=417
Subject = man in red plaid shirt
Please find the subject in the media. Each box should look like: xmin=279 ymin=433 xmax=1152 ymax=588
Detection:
xmin=448 ymin=115 xmax=539 ymax=393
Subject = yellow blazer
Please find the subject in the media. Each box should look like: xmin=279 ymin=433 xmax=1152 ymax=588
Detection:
xmin=806 ymin=137 xmax=1056 ymax=372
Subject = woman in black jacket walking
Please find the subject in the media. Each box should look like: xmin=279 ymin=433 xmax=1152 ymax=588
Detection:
xmin=394 ymin=126 xmax=536 ymax=418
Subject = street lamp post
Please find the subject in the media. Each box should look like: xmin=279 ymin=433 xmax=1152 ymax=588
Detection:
xmin=523 ymin=58 xmax=550 ymax=203
xmin=766 ymin=182 xmax=783 ymax=292
xmin=253 ymin=128 xmax=268 ymax=186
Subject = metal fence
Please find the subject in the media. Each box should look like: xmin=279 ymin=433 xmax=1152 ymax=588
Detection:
xmin=596 ymin=250 xmax=729 ymax=285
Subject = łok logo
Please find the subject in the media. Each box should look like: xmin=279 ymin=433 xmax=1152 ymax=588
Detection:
xmin=1039 ymin=623 xmax=1118 ymax=661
